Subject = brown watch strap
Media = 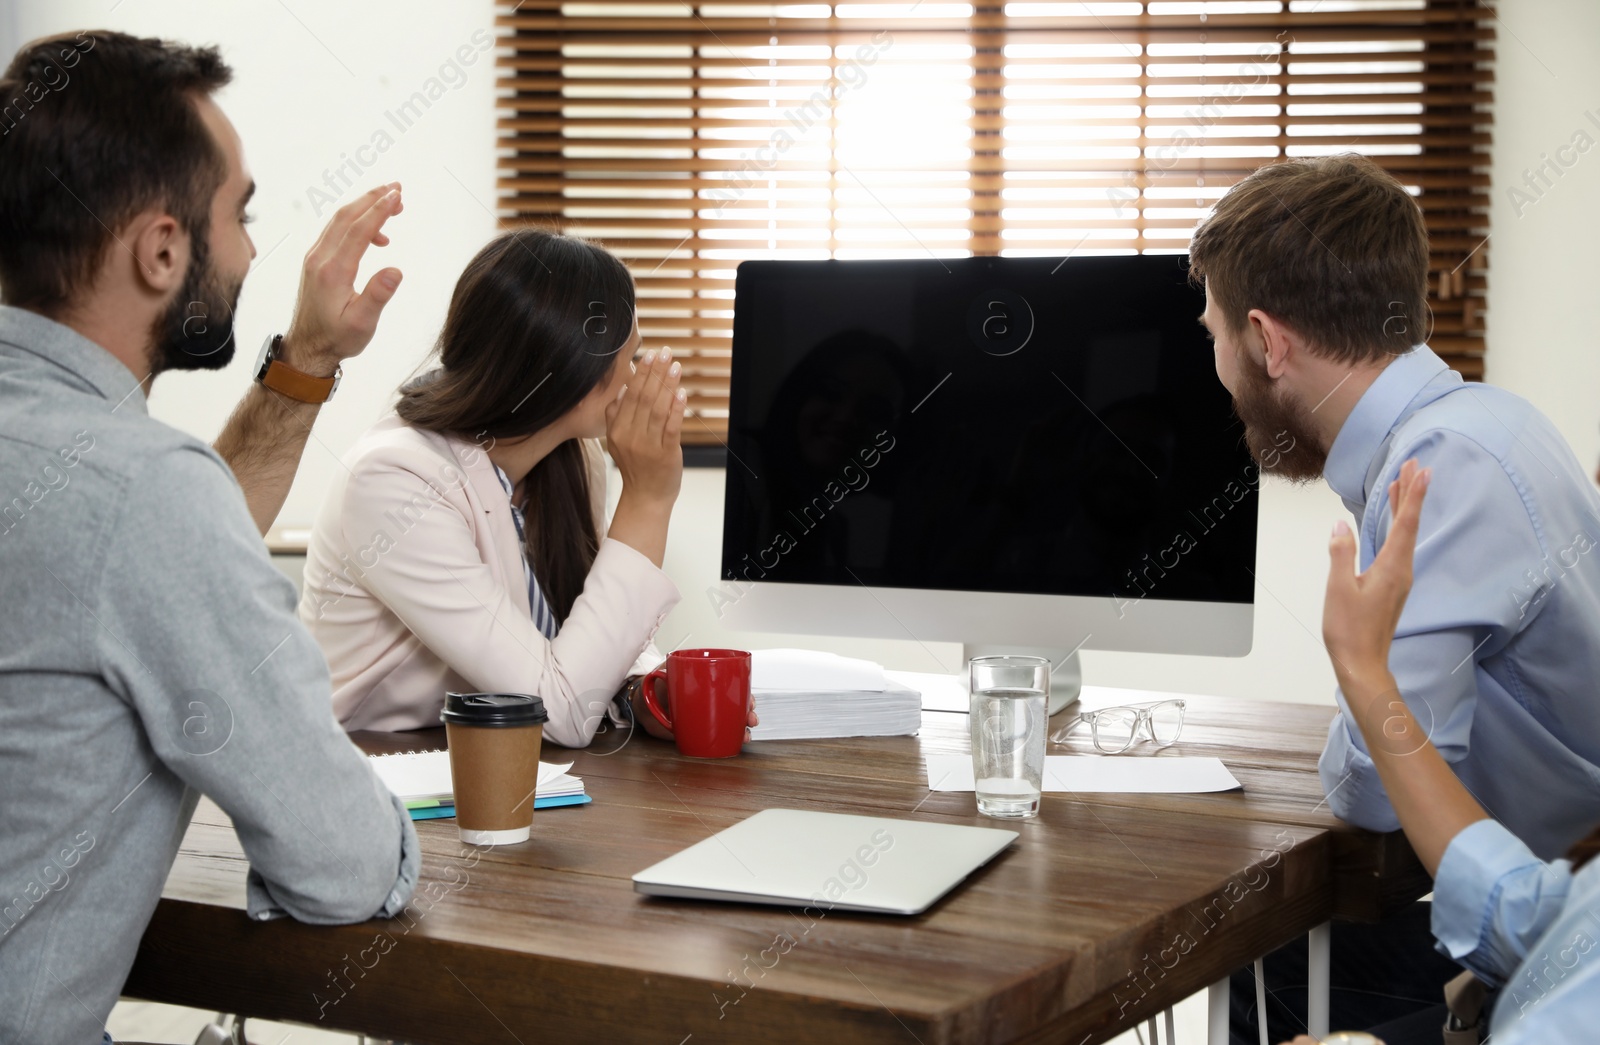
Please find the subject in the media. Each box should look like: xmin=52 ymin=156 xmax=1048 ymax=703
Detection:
xmin=260 ymin=358 xmax=338 ymax=404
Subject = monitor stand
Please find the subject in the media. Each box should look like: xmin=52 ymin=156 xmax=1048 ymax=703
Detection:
xmin=960 ymin=645 xmax=1082 ymax=717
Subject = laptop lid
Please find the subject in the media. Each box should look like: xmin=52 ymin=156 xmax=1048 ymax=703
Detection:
xmin=632 ymin=808 xmax=1017 ymax=915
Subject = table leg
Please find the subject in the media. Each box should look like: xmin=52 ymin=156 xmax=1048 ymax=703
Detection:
xmin=1254 ymin=958 xmax=1268 ymax=1045
xmin=1208 ymin=977 xmax=1231 ymax=1045
xmin=1308 ymin=921 xmax=1332 ymax=1038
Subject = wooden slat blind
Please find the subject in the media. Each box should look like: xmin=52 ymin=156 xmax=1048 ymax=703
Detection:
xmin=496 ymin=1 xmax=1494 ymax=446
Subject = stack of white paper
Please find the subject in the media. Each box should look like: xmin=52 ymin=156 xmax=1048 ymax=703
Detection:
xmin=748 ymin=649 xmax=922 ymax=741
xmin=751 ymin=648 xmax=887 ymax=692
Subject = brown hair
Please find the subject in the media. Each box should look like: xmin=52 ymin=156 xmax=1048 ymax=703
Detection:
xmin=1187 ymin=154 xmax=1429 ymax=365
xmin=396 ymin=228 xmax=635 ymax=623
xmin=0 ymin=31 xmax=232 ymax=314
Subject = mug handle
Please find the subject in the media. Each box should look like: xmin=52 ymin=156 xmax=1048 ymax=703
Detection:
xmin=641 ymin=668 xmax=673 ymax=732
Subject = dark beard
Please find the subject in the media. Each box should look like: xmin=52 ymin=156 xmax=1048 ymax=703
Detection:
xmin=1230 ymin=347 xmax=1328 ymax=483
xmin=150 ymin=230 xmax=243 ymax=374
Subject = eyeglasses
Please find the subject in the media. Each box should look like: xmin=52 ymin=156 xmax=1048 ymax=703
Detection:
xmin=1049 ymin=699 xmax=1186 ymax=754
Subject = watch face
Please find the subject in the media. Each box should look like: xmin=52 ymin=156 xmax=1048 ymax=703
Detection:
xmin=255 ymin=334 xmax=280 ymax=379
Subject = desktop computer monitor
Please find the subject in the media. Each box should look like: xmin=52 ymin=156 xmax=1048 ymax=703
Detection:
xmin=718 ymin=254 xmax=1258 ymax=705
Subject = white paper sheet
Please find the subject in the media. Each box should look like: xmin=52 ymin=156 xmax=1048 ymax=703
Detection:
xmin=924 ymin=754 xmax=1242 ymax=794
xmin=751 ymin=648 xmax=885 ymax=692
xmin=370 ymin=749 xmax=579 ymax=801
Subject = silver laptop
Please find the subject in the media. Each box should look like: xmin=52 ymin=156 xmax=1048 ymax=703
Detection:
xmin=632 ymin=808 xmax=1017 ymax=915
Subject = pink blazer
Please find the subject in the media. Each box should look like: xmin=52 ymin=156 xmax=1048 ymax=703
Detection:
xmin=298 ymin=415 xmax=679 ymax=746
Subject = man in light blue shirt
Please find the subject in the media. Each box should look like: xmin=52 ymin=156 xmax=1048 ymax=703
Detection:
xmin=1304 ymin=458 xmax=1600 ymax=1044
xmin=1188 ymin=153 xmax=1600 ymax=1043
xmin=1318 ymin=344 xmax=1600 ymax=861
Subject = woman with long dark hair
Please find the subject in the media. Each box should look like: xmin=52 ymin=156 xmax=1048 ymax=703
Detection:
xmin=298 ymin=228 xmax=710 ymax=746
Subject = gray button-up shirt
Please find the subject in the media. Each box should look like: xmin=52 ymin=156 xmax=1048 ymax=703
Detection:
xmin=0 ymin=306 xmax=418 ymax=1044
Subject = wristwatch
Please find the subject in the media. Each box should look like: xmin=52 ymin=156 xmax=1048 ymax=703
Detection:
xmin=254 ymin=333 xmax=341 ymax=404
xmin=614 ymin=676 xmax=642 ymax=723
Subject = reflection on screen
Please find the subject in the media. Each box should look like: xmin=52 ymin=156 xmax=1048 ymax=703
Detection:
xmin=722 ymin=255 xmax=1258 ymax=606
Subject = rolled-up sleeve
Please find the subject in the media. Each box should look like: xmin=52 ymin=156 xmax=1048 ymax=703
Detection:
xmin=246 ymin=788 xmax=420 ymax=922
xmin=1431 ymin=819 xmax=1574 ymax=986
xmin=99 ymin=447 xmax=418 ymax=924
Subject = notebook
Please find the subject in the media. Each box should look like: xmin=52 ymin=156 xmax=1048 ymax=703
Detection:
xmin=368 ymin=749 xmax=589 ymax=819
xmin=632 ymin=808 xmax=1016 ymax=915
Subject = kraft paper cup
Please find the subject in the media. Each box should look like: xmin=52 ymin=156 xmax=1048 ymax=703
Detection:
xmin=441 ymin=692 xmax=548 ymax=846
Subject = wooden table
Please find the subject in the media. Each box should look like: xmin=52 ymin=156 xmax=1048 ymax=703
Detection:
xmin=125 ymin=694 xmax=1427 ymax=1045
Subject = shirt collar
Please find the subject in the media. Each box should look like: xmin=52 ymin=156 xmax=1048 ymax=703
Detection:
xmin=0 ymin=304 xmax=150 ymax=414
xmin=491 ymin=462 xmax=514 ymax=498
xmin=1323 ymin=344 xmax=1450 ymax=508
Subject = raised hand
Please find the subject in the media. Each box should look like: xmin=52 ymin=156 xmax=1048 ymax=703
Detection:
xmin=605 ymin=346 xmax=686 ymax=507
xmin=1322 ymin=457 xmax=1431 ymax=683
xmin=281 ymin=182 xmax=405 ymax=376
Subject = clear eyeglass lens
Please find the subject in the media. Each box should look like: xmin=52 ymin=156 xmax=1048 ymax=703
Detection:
xmin=1093 ymin=708 xmax=1139 ymax=751
xmin=1149 ymin=701 xmax=1184 ymax=746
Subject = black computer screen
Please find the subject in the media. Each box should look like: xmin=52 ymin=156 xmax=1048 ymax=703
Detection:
xmin=720 ymin=255 xmax=1258 ymax=606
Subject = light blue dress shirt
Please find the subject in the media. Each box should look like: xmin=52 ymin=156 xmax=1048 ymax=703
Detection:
xmin=1432 ymin=819 xmax=1600 ymax=1041
xmin=1319 ymin=345 xmax=1600 ymax=860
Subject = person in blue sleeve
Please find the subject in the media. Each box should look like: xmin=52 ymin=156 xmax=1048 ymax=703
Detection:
xmin=1188 ymin=154 xmax=1600 ymax=1044
xmin=1276 ymin=459 xmax=1600 ymax=1045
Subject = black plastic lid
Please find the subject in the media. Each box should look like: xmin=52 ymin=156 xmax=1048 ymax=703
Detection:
xmin=440 ymin=692 xmax=548 ymax=728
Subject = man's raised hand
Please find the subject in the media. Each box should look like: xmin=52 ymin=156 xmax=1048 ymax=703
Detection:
xmin=281 ymin=182 xmax=405 ymax=376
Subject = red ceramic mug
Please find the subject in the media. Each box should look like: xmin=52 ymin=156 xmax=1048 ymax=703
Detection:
xmin=641 ymin=648 xmax=752 ymax=758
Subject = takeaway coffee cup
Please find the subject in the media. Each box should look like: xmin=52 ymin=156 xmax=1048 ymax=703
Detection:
xmin=641 ymin=648 xmax=752 ymax=759
xmin=441 ymin=692 xmax=548 ymax=846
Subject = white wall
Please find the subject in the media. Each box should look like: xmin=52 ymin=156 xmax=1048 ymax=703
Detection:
xmin=14 ymin=0 xmax=503 ymax=525
xmin=1 ymin=4 xmax=18 ymax=78
xmin=1483 ymin=1 xmax=1600 ymax=477
xmin=13 ymin=0 xmax=1597 ymax=704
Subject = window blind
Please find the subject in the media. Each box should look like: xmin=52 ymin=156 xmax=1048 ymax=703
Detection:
xmin=496 ymin=1 xmax=1494 ymax=446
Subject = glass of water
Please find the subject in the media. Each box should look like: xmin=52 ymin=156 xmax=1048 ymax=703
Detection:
xmin=969 ymin=655 xmax=1049 ymax=819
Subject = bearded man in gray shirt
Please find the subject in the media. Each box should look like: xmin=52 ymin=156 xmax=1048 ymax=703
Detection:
xmin=0 ymin=31 xmax=421 ymax=1043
